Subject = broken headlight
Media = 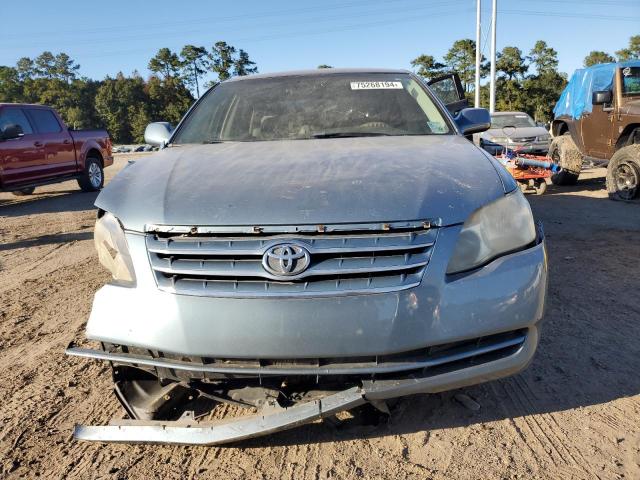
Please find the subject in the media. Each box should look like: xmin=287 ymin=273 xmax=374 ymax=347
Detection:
xmin=94 ymin=211 xmax=136 ymax=286
xmin=446 ymin=191 xmax=536 ymax=275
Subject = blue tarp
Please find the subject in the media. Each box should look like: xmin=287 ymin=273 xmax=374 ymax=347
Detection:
xmin=553 ymin=59 xmax=640 ymax=119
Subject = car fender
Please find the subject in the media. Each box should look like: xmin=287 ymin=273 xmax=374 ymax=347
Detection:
xmin=77 ymin=138 xmax=105 ymax=170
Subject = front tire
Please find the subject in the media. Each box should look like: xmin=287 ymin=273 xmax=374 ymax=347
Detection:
xmin=77 ymin=156 xmax=104 ymax=192
xmin=12 ymin=187 xmax=36 ymax=196
xmin=534 ymin=180 xmax=547 ymax=195
xmin=549 ymin=135 xmax=582 ymax=186
xmin=606 ymin=144 xmax=640 ymax=201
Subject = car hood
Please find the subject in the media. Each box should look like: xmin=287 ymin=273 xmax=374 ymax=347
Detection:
xmin=96 ymin=135 xmax=506 ymax=231
xmin=481 ymin=126 xmax=548 ymax=139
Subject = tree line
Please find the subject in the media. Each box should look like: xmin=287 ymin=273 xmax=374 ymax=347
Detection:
xmin=584 ymin=35 xmax=640 ymax=67
xmin=0 ymin=42 xmax=257 ymax=144
xmin=411 ymin=35 xmax=639 ymax=122
xmin=1 ymin=36 xmax=637 ymax=142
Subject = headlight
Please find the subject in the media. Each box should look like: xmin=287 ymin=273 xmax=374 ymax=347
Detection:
xmin=94 ymin=212 xmax=136 ymax=286
xmin=537 ymin=134 xmax=550 ymax=142
xmin=488 ymin=136 xmax=508 ymax=143
xmin=447 ymin=192 xmax=536 ymax=274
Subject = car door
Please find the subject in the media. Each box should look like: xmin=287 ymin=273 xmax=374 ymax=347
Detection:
xmin=427 ymin=73 xmax=469 ymax=116
xmin=0 ymin=106 xmax=44 ymax=187
xmin=580 ymin=92 xmax=615 ymax=159
xmin=24 ymin=107 xmax=77 ymax=178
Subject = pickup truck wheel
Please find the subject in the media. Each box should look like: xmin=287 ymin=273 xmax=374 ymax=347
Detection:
xmin=607 ymin=145 xmax=640 ymax=201
xmin=12 ymin=187 xmax=36 ymax=196
xmin=78 ymin=156 xmax=103 ymax=192
xmin=549 ymin=135 xmax=581 ymax=186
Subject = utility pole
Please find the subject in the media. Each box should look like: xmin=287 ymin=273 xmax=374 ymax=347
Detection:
xmin=489 ymin=0 xmax=497 ymax=113
xmin=475 ymin=0 xmax=481 ymax=107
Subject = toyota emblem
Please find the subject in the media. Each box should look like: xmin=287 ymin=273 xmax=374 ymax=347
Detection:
xmin=262 ymin=243 xmax=311 ymax=277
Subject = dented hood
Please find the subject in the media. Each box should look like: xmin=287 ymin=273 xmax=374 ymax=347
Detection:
xmin=96 ymin=135 xmax=506 ymax=231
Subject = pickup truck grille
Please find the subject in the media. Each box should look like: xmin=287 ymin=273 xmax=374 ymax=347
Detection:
xmin=145 ymin=223 xmax=438 ymax=298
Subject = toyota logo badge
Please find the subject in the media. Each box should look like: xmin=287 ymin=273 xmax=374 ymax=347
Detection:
xmin=262 ymin=243 xmax=311 ymax=277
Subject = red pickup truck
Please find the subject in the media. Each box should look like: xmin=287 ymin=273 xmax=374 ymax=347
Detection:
xmin=0 ymin=103 xmax=112 ymax=195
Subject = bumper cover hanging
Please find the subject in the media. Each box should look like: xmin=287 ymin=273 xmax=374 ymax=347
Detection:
xmin=69 ymin=327 xmax=538 ymax=445
xmin=74 ymin=387 xmax=366 ymax=446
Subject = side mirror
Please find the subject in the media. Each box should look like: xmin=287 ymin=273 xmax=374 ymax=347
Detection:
xmin=454 ymin=108 xmax=491 ymax=135
xmin=144 ymin=122 xmax=173 ymax=147
xmin=0 ymin=123 xmax=24 ymax=141
xmin=592 ymin=90 xmax=612 ymax=105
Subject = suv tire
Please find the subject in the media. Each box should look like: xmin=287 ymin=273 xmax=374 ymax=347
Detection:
xmin=549 ymin=135 xmax=582 ymax=186
xmin=77 ymin=156 xmax=104 ymax=192
xmin=606 ymin=144 xmax=640 ymax=201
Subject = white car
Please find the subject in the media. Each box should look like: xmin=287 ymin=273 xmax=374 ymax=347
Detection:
xmin=476 ymin=111 xmax=551 ymax=155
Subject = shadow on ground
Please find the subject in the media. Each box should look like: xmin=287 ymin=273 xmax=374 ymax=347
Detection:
xmin=542 ymin=171 xmax=607 ymax=194
xmin=0 ymin=231 xmax=93 ymax=251
xmin=0 ymin=190 xmax=99 ymax=217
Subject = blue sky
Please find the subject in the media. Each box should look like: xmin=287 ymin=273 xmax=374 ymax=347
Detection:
xmin=2 ymin=0 xmax=638 ymax=84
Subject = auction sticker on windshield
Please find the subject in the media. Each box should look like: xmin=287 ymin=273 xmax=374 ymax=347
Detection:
xmin=350 ymin=81 xmax=403 ymax=90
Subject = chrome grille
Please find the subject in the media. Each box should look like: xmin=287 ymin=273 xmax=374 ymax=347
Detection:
xmin=512 ymin=136 xmax=537 ymax=143
xmin=145 ymin=223 xmax=438 ymax=297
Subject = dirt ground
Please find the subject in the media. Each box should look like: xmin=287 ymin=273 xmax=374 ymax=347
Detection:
xmin=1 ymin=155 xmax=639 ymax=479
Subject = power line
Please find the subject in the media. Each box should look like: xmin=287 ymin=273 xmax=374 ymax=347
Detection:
xmin=12 ymin=0 xmax=634 ymax=46
xmin=481 ymin=0 xmax=639 ymax=10
xmin=7 ymin=3 xmax=635 ymax=55
xmin=1 ymin=0 xmax=469 ymax=51
xmin=535 ymin=0 xmax=639 ymax=5
xmin=2 ymin=0 xmax=435 ymax=40
xmin=480 ymin=15 xmax=492 ymax=58
xmin=501 ymin=9 xmax=639 ymax=21
xmin=81 ymin=8 xmax=475 ymax=60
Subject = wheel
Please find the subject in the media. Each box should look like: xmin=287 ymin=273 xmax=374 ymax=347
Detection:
xmin=77 ymin=156 xmax=104 ymax=192
xmin=534 ymin=180 xmax=547 ymax=195
xmin=12 ymin=187 xmax=35 ymax=196
xmin=549 ymin=135 xmax=582 ymax=186
xmin=606 ymin=144 xmax=640 ymax=201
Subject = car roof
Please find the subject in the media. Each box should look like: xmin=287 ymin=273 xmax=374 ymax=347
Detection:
xmin=225 ymin=68 xmax=411 ymax=82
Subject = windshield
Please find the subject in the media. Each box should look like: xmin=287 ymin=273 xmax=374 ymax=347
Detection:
xmin=172 ymin=73 xmax=451 ymax=143
xmin=491 ymin=113 xmax=536 ymax=128
xmin=622 ymin=66 xmax=640 ymax=96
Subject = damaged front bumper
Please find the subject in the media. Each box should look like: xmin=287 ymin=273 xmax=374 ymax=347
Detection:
xmin=66 ymin=325 xmax=538 ymax=445
xmin=67 ymin=223 xmax=546 ymax=445
xmin=74 ymin=387 xmax=366 ymax=446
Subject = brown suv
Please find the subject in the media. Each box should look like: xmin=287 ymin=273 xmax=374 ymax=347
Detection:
xmin=550 ymin=62 xmax=640 ymax=201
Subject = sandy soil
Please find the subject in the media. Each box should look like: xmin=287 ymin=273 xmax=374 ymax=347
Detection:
xmin=1 ymin=156 xmax=639 ymax=479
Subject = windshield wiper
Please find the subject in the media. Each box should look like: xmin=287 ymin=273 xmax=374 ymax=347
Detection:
xmin=310 ymin=132 xmax=392 ymax=139
xmin=202 ymin=139 xmax=225 ymax=144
